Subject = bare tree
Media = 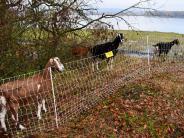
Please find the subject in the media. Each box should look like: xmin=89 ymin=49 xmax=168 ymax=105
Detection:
xmin=25 ymin=0 xmax=153 ymax=56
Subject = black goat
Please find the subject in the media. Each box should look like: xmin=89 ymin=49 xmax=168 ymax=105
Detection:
xmin=90 ymin=33 xmax=124 ymax=70
xmin=153 ymin=39 xmax=179 ymax=56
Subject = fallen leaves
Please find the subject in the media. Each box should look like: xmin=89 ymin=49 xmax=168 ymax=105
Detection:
xmin=29 ymin=62 xmax=184 ymax=137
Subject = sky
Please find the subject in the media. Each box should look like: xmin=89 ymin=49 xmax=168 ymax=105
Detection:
xmin=98 ymin=0 xmax=184 ymax=11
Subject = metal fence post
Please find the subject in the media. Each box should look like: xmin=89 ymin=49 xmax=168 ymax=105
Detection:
xmin=49 ymin=68 xmax=59 ymax=128
xmin=147 ymin=35 xmax=151 ymax=72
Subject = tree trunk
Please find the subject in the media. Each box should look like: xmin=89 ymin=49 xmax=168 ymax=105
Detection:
xmin=0 ymin=0 xmax=12 ymax=54
xmin=50 ymin=34 xmax=60 ymax=57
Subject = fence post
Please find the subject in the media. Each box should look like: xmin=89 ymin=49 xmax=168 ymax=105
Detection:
xmin=147 ymin=35 xmax=151 ymax=72
xmin=49 ymin=68 xmax=59 ymax=128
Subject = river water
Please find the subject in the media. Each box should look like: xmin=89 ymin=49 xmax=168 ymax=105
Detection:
xmin=103 ymin=16 xmax=184 ymax=34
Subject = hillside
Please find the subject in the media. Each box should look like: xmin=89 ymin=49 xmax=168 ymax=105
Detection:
xmin=98 ymin=9 xmax=184 ymax=18
xmin=145 ymin=11 xmax=184 ymax=18
xmin=28 ymin=61 xmax=184 ymax=138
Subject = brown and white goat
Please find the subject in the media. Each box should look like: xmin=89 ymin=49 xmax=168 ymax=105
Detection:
xmin=0 ymin=57 xmax=64 ymax=131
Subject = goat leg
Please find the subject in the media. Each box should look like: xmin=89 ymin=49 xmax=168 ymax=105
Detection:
xmin=9 ymin=102 xmax=26 ymax=130
xmin=37 ymin=102 xmax=43 ymax=120
xmin=42 ymin=99 xmax=47 ymax=113
xmin=0 ymin=96 xmax=7 ymax=132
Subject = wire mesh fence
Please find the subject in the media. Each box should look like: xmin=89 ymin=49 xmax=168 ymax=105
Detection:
xmin=0 ymin=35 xmax=184 ymax=138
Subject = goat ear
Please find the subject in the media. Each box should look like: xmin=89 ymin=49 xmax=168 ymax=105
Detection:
xmin=117 ymin=33 xmax=122 ymax=38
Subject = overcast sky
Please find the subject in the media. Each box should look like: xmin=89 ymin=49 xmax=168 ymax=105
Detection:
xmin=98 ymin=0 xmax=184 ymax=11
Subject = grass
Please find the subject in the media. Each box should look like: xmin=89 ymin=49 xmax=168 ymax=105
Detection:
xmin=120 ymin=30 xmax=184 ymax=40
xmin=118 ymin=30 xmax=184 ymax=51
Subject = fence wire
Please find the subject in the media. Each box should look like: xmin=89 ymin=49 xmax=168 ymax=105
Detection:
xmin=0 ymin=36 xmax=184 ymax=138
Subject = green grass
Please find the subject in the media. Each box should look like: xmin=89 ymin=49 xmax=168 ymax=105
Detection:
xmin=119 ymin=30 xmax=184 ymax=40
xmin=117 ymin=30 xmax=184 ymax=51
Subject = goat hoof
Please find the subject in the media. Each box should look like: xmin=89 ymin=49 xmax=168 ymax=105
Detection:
xmin=18 ymin=124 xmax=26 ymax=130
xmin=43 ymin=109 xmax=47 ymax=113
xmin=37 ymin=114 xmax=42 ymax=120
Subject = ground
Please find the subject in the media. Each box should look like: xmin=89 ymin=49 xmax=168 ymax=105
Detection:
xmin=26 ymin=61 xmax=184 ymax=138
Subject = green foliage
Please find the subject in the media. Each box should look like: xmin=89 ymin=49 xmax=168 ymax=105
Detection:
xmin=0 ymin=28 xmax=109 ymax=79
